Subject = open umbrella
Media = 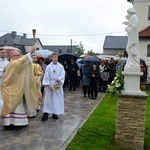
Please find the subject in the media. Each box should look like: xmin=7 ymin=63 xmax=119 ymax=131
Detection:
xmin=0 ymin=46 xmax=20 ymax=51
xmin=34 ymin=49 xmax=53 ymax=58
xmin=58 ymin=53 xmax=77 ymax=63
xmin=78 ymin=56 xmax=100 ymax=64
xmin=79 ymin=53 xmax=90 ymax=58
xmin=97 ymin=54 xmax=120 ymax=60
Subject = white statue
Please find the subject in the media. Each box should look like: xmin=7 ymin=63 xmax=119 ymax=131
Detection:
xmin=123 ymin=7 xmax=140 ymax=67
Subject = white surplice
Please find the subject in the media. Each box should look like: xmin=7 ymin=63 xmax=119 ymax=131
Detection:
xmin=0 ymin=58 xmax=9 ymax=115
xmin=42 ymin=62 xmax=65 ymax=115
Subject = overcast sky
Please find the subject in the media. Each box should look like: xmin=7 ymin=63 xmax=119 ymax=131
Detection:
xmin=0 ymin=0 xmax=132 ymax=53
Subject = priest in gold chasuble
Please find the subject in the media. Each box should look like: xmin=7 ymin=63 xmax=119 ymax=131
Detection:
xmin=1 ymin=48 xmax=38 ymax=126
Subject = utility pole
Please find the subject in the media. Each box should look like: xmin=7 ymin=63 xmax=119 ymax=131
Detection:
xmin=70 ymin=39 xmax=72 ymax=54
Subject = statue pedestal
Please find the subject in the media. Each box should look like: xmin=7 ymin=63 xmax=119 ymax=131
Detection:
xmin=122 ymin=67 xmax=145 ymax=96
xmin=115 ymin=95 xmax=147 ymax=150
xmin=115 ymin=67 xmax=148 ymax=150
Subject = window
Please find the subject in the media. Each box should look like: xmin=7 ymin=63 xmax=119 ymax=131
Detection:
xmin=36 ymin=47 xmax=39 ymax=50
xmin=67 ymin=49 xmax=70 ymax=53
xmin=59 ymin=48 xmax=62 ymax=54
xmin=148 ymin=6 xmax=150 ymax=20
xmin=147 ymin=44 xmax=150 ymax=57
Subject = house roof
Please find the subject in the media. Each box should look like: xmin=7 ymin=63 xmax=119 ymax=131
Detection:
xmin=103 ymin=36 xmax=128 ymax=50
xmin=0 ymin=32 xmax=43 ymax=54
xmin=139 ymin=26 xmax=150 ymax=38
xmin=0 ymin=33 xmax=40 ymax=46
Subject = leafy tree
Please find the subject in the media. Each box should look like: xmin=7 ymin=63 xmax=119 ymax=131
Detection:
xmin=87 ymin=49 xmax=95 ymax=56
xmin=76 ymin=41 xmax=85 ymax=55
xmin=87 ymin=49 xmax=101 ymax=56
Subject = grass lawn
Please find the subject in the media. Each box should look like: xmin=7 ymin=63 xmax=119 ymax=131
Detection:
xmin=67 ymin=91 xmax=150 ymax=150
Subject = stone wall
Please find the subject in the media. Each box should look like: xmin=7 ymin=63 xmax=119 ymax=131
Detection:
xmin=115 ymin=95 xmax=147 ymax=150
xmin=140 ymin=83 xmax=150 ymax=90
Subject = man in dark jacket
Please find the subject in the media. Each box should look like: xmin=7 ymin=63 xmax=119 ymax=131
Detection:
xmin=68 ymin=57 xmax=79 ymax=91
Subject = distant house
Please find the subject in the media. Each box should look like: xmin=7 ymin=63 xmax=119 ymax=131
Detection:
xmin=43 ymin=45 xmax=79 ymax=55
xmin=103 ymin=36 xmax=128 ymax=57
xmin=0 ymin=31 xmax=43 ymax=54
xmin=0 ymin=31 xmax=79 ymax=56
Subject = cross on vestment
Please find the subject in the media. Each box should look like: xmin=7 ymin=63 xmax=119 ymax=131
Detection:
xmin=53 ymin=70 xmax=56 ymax=74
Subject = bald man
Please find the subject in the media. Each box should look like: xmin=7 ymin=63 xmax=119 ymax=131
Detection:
xmin=1 ymin=48 xmax=39 ymax=126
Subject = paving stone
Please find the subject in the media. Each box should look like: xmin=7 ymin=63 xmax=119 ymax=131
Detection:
xmin=0 ymin=87 xmax=104 ymax=150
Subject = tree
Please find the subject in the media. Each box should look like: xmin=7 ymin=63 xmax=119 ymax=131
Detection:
xmin=87 ymin=49 xmax=95 ymax=56
xmin=76 ymin=41 xmax=85 ymax=55
xmin=87 ymin=49 xmax=101 ymax=56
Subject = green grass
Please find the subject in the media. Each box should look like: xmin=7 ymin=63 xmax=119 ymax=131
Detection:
xmin=144 ymin=90 xmax=150 ymax=150
xmin=67 ymin=91 xmax=150 ymax=150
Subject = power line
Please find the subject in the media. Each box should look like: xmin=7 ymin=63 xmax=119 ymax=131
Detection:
xmin=0 ymin=29 xmax=126 ymax=37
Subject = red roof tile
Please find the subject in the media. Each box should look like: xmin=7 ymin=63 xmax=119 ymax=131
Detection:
xmin=139 ymin=26 xmax=150 ymax=37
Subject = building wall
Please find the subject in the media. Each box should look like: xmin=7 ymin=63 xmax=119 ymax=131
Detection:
xmin=25 ymin=40 xmax=43 ymax=52
xmin=43 ymin=45 xmax=78 ymax=55
xmin=103 ymin=49 xmax=126 ymax=57
xmin=139 ymin=40 xmax=150 ymax=65
xmin=133 ymin=1 xmax=150 ymax=31
xmin=132 ymin=0 xmax=150 ymax=66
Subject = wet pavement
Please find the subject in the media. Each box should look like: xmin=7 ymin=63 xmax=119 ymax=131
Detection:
xmin=0 ymin=88 xmax=105 ymax=150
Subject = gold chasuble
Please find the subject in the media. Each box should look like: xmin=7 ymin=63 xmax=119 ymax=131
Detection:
xmin=1 ymin=54 xmax=38 ymax=116
xmin=32 ymin=63 xmax=43 ymax=105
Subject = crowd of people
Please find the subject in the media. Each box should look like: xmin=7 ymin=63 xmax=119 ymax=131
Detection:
xmin=61 ymin=57 xmax=148 ymax=98
xmin=61 ymin=57 xmax=117 ymax=99
xmin=0 ymin=48 xmax=148 ymax=127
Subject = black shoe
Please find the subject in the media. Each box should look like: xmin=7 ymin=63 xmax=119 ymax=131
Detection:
xmin=84 ymin=95 xmax=86 ymax=98
xmin=28 ymin=116 xmax=36 ymax=118
xmin=68 ymin=89 xmax=72 ymax=91
xmin=41 ymin=113 xmax=48 ymax=121
xmin=36 ymin=109 xmax=40 ymax=112
xmin=90 ymin=97 xmax=93 ymax=99
xmin=52 ymin=114 xmax=59 ymax=120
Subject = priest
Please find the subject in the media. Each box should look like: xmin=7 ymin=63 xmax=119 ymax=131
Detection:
xmin=41 ymin=52 xmax=65 ymax=121
xmin=1 ymin=47 xmax=39 ymax=126
xmin=0 ymin=48 xmax=9 ymax=115
xmin=28 ymin=54 xmax=43 ymax=117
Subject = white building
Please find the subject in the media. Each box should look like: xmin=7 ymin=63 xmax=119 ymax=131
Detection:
xmin=128 ymin=0 xmax=150 ymax=66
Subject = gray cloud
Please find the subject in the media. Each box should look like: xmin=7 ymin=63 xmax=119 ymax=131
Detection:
xmin=0 ymin=0 xmax=132 ymax=53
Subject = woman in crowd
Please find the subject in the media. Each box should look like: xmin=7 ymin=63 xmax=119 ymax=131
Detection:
xmin=101 ymin=66 xmax=110 ymax=93
xmin=88 ymin=63 xmax=100 ymax=100
xmin=82 ymin=61 xmax=91 ymax=98
xmin=38 ymin=57 xmax=47 ymax=97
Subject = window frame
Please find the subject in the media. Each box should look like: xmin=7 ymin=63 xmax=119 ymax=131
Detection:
xmin=147 ymin=44 xmax=150 ymax=57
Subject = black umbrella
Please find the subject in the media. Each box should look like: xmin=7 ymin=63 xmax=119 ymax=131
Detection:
xmin=58 ymin=53 xmax=77 ymax=63
xmin=78 ymin=56 xmax=100 ymax=64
